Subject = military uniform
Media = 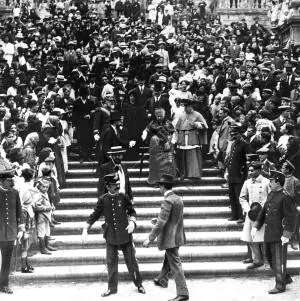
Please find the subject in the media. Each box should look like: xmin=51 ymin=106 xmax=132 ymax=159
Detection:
xmin=254 ymin=189 xmax=297 ymax=292
xmin=0 ymin=187 xmax=24 ymax=290
xmin=225 ymin=136 xmax=249 ymax=220
xmin=86 ymin=192 xmax=143 ymax=292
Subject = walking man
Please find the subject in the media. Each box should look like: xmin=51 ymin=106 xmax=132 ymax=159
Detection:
xmin=143 ymin=174 xmax=189 ymax=301
xmin=252 ymin=170 xmax=297 ymax=294
xmin=82 ymin=173 xmax=145 ymax=297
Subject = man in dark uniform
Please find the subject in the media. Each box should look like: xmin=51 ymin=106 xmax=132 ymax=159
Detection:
xmin=82 ymin=173 xmax=145 ymax=297
xmin=252 ymin=171 xmax=297 ymax=294
xmin=225 ymin=123 xmax=250 ymax=223
xmin=97 ymin=146 xmax=132 ymax=199
xmin=0 ymin=162 xmax=24 ymax=294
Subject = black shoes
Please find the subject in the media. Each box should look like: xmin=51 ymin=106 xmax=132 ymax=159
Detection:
xmin=21 ymin=267 xmax=33 ymax=273
xmin=168 ymin=295 xmax=189 ymax=301
xmin=268 ymin=287 xmax=285 ymax=294
xmin=137 ymin=285 xmax=146 ymax=294
xmin=153 ymin=278 xmax=168 ymax=288
xmin=101 ymin=289 xmax=117 ymax=297
xmin=0 ymin=286 xmax=13 ymax=294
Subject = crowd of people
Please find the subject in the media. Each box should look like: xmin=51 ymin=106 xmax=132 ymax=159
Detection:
xmin=0 ymin=0 xmax=300 ymax=297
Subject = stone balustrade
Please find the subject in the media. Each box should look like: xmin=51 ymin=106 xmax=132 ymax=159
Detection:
xmin=216 ymin=0 xmax=268 ymax=10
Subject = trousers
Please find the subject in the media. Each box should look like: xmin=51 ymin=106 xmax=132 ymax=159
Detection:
xmin=0 ymin=241 xmax=14 ymax=287
xmin=158 ymin=247 xmax=189 ymax=297
xmin=106 ymin=241 xmax=142 ymax=290
xmin=265 ymin=242 xmax=291 ymax=291
xmin=228 ymin=182 xmax=243 ymax=220
xmin=249 ymin=242 xmax=264 ymax=264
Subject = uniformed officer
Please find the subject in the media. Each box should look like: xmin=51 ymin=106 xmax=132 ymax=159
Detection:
xmin=257 ymin=146 xmax=276 ymax=178
xmin=0 ymin=161 xmax=25 ymax=294
xmin=251 ymin=170 xmax=297 ymax=294
xmin=82 ymin=173 xmax=145 ymax=297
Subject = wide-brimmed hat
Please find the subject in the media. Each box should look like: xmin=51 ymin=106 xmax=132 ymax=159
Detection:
xmin=248 ymin=202 xmax=262 ymax=222
xmin=230 ymin=123 xmax=244 ymax=134
xmin=107 ymin=146 xmax=126 ymax=155
xmin=104 ymin=173 xmax=120 ymax=184
xmin=157 ymin=174 xmax=175 ymax=185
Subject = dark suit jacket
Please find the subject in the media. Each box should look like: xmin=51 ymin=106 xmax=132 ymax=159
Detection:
xmin=98 ymin=160 xmax=133 ymax=200
xmin=214 ymin=75 xmax=226 ymax=94
xmin=100 ymin=125 xmax=129 ymax=163
xmin=130 ymin=86 xmax=152 ymax=107
xmin=254 ymin=190 xmax=296 ymax=242
xmin=272 ymin=117 xmax=285 ymax=140
xmin=145 ymin=95 xmax=171 ymax=120
xmin=149 ymin=191 xmax=186 ymax=250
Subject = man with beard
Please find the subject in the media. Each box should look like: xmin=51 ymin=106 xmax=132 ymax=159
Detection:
xmin=97 ymin=146 xmax=133 ymax=200
xmin=142 ymin=107 xmax=176 ymax=185
xmin=100 ymin=111 xmax=129 ymax=165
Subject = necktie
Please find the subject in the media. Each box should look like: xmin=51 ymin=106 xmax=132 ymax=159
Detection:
xmin=140 ymin=86 xmax=143 ymax=94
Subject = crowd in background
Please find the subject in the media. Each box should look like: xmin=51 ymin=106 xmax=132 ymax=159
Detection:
xmin=0 ymin=0 xmax=299 ymax=283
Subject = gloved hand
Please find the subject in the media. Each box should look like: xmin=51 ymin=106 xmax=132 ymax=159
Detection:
xmin=281 ymin=236 xmax=289 ymax=245
xmin=94 ymin=134 xmax=100 ymax=141
xmin=141 ymin=130 xmax=148 ymax=141
xmin=129 ymin=140 xmax=136 ymax=148
xmin=126 ymin=221 xmax=135 ymax=234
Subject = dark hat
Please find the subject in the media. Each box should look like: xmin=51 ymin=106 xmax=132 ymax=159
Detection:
xmin=6 ymin=148 xmax=25 ymax=163
xmin=269 ymin=170 xmax=285 ymax=183
xmin=247 ymin=154 xmax=260 ymax=163
xmin=104 ymin=173 xmax=120 ymax=185
xmin=248 ymin=202 xmax=262 ymax=222
xmin=157 ymin=174 xmax=175 ymax=185
xmin=110 ymin=111 xmax=122 ymax=122
xmin=107 ymin=146 xmax=126 ymax=155
xmin=262 ymin=88 xmax=273 ymax=95
xmin=0 ymin=158 xmax=14 ymax=178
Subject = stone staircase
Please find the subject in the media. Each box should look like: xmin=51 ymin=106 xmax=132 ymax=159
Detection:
xmin=16 ymin=158 xmax=300 ymax=284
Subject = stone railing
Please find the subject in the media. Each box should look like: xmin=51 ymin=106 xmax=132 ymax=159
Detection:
xmin=216 ymin=0 xmax=269 ymax=10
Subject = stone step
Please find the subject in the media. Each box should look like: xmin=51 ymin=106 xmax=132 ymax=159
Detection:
xmin=28 ymin=245 xmax=300 ymax=267
xmin=49 ymin=232 xmax=245 ymax=249
xmin=60 ymin=186 xmax=228 ymax=198
xmin=16 ymin=260 xmax=300 ymax=283
xmin=54 ymin=207 xmax=231 ymax=222
xmin=66 ymin=168 xmax=221 ymax=178
xmin=65 ymin=177 xmax=225 ymax=188
xmin=68 ymin=160 xmax=149 ymax=169
xmin=51 ymin=219 xmax=242 ymax=236
xmin=57 ymin=195 xmax=230 ymax=209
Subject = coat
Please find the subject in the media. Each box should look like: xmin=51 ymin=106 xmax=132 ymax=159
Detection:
xmin=254 ymin=190 xmax=297 ymax=242
xmin=0 ymin=188 xmax=24 ymax=241
xmin=239 ymin=175 xmax=270 ymax=242
xmin=98 ymin=160 xmax=133 ymax=200
xmin=87 ymin=192 xmax=137 ymax=245
xmin=217 ymin=116 xmax=234 ymax=153
xmin=149 ymin=191 xmax=186 ymax=250
xmin=130 ymin=86 xmax=152 ymax=107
